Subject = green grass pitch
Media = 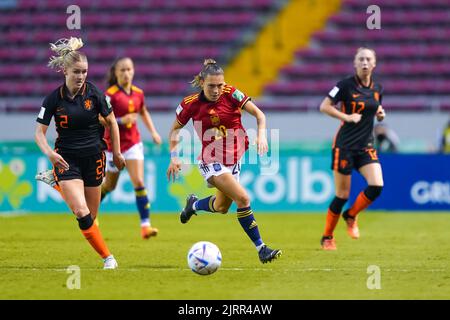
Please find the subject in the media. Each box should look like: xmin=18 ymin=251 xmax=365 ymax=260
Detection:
xmin=1 ymin=212 xmax=449 ymax=299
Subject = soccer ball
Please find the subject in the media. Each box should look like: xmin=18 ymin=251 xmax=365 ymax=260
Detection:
xmin=187 ymin=241 xmax=222 ymax=275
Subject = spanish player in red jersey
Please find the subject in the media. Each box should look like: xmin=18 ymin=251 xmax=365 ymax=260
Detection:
xmin=166 ymin=59 xmax=281 ymax=263
xmin=102 ymin=57 xmax=162 ymax=239
xmin=34 ymin=38 xmax=125 ymax=269
xmin=320 ymin=47 xmax=385 ymax=250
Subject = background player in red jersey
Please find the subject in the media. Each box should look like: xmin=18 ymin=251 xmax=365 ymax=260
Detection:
xmin=34 ymin=37 xmax=125 ymax=269
xmin=166 ymin=59 xmax=281 ymax=263
xmin=102 ymin=57 xmax=162 ymax=239
xmin=319 ymin=47 xmax=385 ymax=250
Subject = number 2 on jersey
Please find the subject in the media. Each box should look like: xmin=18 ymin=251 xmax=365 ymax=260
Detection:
xmin=59 ymin=115 xmax=68 ymax=128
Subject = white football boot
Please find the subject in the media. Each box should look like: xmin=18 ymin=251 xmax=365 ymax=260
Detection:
xmin=103 ymin=255 xmax=118 ymax=270
xmin=35 ymin=169 xmax=57 ymax=187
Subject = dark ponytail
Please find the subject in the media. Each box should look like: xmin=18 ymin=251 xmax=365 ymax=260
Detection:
xmin=190 ymin=58 xmax=224 ymax=88
xmin=106 ymin=57 xmax=133 ymax=87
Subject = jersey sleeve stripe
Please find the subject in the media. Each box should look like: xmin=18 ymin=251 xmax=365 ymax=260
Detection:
xmin=106 ymin=85 xmax=119 ymax=95
xmin=131 ymin=85 xmax=143 ymax=94
xmin=240 ymin=97 xmax=250 ymax=109
xmin=184 ymin=94 xmax=199 ymax=104
xmin=333 ymin=148 xmax=340 ymax=171
xmin=176 ymin=118 xmax=186 ymax=127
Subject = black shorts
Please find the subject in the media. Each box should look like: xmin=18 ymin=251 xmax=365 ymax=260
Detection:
xmin=53 ymin=151 xmax=106 ymax=187
xmin=331 ymin=147 xmax=379 ymax=175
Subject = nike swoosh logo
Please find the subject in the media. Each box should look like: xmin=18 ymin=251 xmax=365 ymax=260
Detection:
xmin=352 ymin=94 xmax=361 ymax=98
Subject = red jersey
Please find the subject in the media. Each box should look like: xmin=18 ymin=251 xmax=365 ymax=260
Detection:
xmin=176 ymin=85 xmax=250 ymax=166
xmin=104 ymin=84 xmax=145 ymax=152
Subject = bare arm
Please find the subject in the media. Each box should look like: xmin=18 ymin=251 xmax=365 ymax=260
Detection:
xmin=104 ymin=112 xmax=126 ymax=170
xmin=34 ymin=123 xmax=69 ymax=170
xmin=376 ymin=105 xmax=385 ymax=122
xmin=242 ymin=100 xmax=268 ymax=155
xmin=140 ymin=106 xmax=162 ymax=145
xmin=319 ymin=97 xmax=361 ymax=123
xmin=166 ymin=119 xmax=184 ymax=182
xmin=98 ymin=115 xmax=108 ymax=128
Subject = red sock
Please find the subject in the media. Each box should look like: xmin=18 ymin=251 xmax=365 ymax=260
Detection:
xmin=81 ymin=223 xmax=111 ymax=259
xmin=323 ymin=209 xmax=340 ymax=237
xmin=348 ymin=191 xmax=372 ymax=218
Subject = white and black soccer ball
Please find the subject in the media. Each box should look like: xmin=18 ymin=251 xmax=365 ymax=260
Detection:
xmin=187 ymin=241 xmax=222 ymax=275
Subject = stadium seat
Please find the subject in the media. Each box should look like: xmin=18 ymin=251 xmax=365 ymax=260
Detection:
xmin=0 ymin=0 xmax=282 ymax=107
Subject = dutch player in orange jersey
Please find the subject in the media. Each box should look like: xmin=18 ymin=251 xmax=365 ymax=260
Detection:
xmin=34 ymin=37 xmax=125 ymax=269
xmin=102 ymin=57 xmax=162 ymax=239
xmin=36 ymin=57 xmax=162 ymax=240
xmin=320 ymin=47 xmax=386 ymax=250
xmin=166 ymin=59 xmax=281 ymax=263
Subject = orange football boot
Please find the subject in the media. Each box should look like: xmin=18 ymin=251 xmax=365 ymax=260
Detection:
xmin=342 ymin=210 xmax=360 ymax=239
xmin=141 ymin=226 xmax=158 ymax=239
xmin=321 ymin=236 xmax=337 ymax=250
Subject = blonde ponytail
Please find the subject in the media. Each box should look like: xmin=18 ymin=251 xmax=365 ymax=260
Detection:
xmin=48 ymin=37 xmax=87 ymax=71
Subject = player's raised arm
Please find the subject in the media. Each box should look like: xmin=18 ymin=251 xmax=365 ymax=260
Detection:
xmin=376 ymin=105 xmax=385 ymax=122
xmin=103 ymin=111 xmax=125 ymax=170
xmin=242 ymin=100 xmax=268 ymax=155
xmin=320 ymin=97 xmax=361 ymax=124
xmin=140 ymin=105 xmax=162 ymax=145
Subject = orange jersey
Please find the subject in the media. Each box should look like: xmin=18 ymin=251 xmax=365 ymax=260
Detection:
xmin=104 ymin=84 xmax=145 ymax=152
xmin=176 ymin=85 xmax=250 ymax=166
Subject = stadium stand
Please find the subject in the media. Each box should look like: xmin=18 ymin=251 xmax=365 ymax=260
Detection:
xmin=0 ymin=0 xmax=287 ymax=112
xmin=1 ymin=0 xmax=449 ymax=113
xmin=260 ymin=0 xmax=450 ymax=111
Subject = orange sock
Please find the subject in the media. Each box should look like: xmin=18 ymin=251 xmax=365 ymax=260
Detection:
xmin=54 ymin=184 xmax=62 ymax=193
xmin=81 ymin=223 xmax=111 ymax=259
xmin=323 ymin=209 xmax=340 ymax=237
xmin=348 ymin=192 xmax=372 ymax=218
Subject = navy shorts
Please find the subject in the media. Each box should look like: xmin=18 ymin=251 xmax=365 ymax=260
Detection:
xmin=53 ymin=151 xmax=106 ymax=187
xmin=331 ymin=147 xmax=379 ymax=175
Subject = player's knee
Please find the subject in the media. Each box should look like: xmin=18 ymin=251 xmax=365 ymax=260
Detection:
xmin=72 ymin=205 xmax=90 ymax=217
xmin=234 ymin=194 xmax=250 ymax=208
xmin=335 ymin=190 xmax=350 ymax=199
xmin=364 ymin=185 xmax=383 ymax=201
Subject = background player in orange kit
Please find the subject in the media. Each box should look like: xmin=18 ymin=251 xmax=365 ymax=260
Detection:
xmin=34 ymin=37 xmax=125 ymax=269
xmin=167 ymin=59 xmax=281 ymax=263
xmin=319 ymin=47 xmax=385 ymax=250
xmin=102 ymin=57 xmax=162 ymax=239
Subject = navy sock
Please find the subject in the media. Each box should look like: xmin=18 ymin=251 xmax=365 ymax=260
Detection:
xmin=135 ymin=187 xmax=150 ymax=225
xmin=237 ymin=206 xmax=263 ymax=248
xmin=193 ymin=196 xmax=216 ymax=212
